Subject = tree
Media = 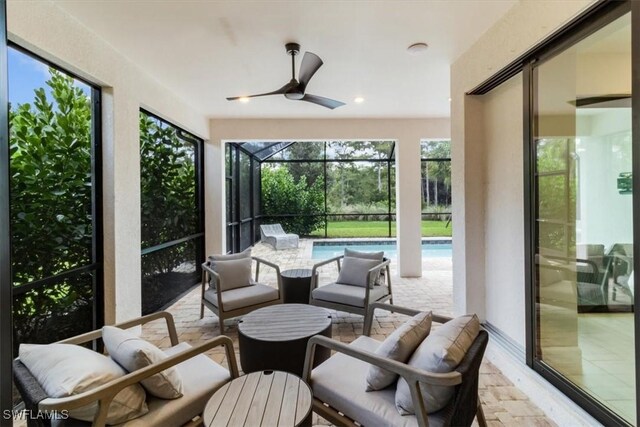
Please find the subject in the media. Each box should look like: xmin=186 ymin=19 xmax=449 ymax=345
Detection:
xmin=10 ymin=69 xmax=94 ymax=353
xmin=261 ymin=166 xmax=324 ymax=235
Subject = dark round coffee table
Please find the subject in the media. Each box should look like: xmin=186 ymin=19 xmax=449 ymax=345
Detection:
xmin=238 ymin=304 xmax=332 ymax=377
xmin=281 ymin=268 xmax=316 ymax=304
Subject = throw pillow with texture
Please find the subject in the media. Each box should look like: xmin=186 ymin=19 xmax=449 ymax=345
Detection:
xmin=344 ymin=249 xmax=386 ymax=286
xmin=102 ymin=326 xmax=183 ymax=399
xmin=395 ymin=314 xmax=480 ymax=415
xmin=19 ymin=343 xmax=148 ymax=424
xmin=212 ymin=257 xmax=253 ymax=291
xmin=208 ymin=247 xmax=251 ymax=262
xmin=366 ymin=311 xmax=432 ymax=390
xmin=337 ymin=256 xmax=382 ymax=288
xmin=207 ymin=248 xmax=252 ymax=288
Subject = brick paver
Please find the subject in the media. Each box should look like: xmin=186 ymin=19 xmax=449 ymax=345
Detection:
xmin=142 ymin=239 xmax=556 ymax=427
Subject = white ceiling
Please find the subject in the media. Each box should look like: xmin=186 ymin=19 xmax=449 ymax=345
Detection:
xmin=54 ymin=0 xmax=516 ymax=119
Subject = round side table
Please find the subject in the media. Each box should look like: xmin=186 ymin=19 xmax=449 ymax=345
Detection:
xmin=203 ymin=370 xmax=312 ymax=427
xmin=281 ymin=268 xmax=316 ymax=304
xmin=238 ymin=303 xmax=332 ymax=377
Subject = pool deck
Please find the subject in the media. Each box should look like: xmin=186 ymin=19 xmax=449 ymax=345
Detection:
xmin=141 ymin=239 xmax=556 ymax=427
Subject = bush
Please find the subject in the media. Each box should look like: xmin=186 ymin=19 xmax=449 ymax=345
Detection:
xmin=261 ymin=166 xmax=324 ymax=235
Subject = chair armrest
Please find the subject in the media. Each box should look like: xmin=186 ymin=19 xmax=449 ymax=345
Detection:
xmin=252 ymin=256 xmax=282 ymax=292
xmin=364 ymin=303 xmax=452 ymax=337
xmin=311 ymin=255 xmax=344 ymax=289
xmin=302 ymin=335 xmax=461 ymax=426
xmin=365 ymin=258 xmax=390 ymax=288
xmin=39 ymin=335 xmax=239 ymax=426
xmin=57 ymin=311 xmax=180 ymax=347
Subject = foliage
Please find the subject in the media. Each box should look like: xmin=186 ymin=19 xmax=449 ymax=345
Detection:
xmin=140 ymin=112 xmax=199 ymax=278
xmin=9 ymin=68 xmax=94 ymax=353
xmin=261 ymin=166 xmax=324 ymax=235
xmin=536 ymin=138 xmax=576 ymax=253
xmin=421 ymin=140 xmax=451 ymax=210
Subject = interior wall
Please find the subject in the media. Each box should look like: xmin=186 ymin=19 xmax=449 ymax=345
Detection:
xmin=7 ymin=0 xmax=210 ymax=323
xmin=480 ymin=74 xmax=525 ymax=348
xmin=207 ymin=118 xmax=450 ymax=278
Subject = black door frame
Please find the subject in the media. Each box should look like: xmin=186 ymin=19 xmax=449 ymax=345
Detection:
xmin=0 ymin=0 xmax=12 ymax=422
xmin=469 ymin=0 xmax=637 ymax=425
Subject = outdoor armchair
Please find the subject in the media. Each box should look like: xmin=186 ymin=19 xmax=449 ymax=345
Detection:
xmin=200 ymin=256 xmax=283 ymax=334
xmin=13 ymin=311 xmax=239 ymax=427
xmin=302 ymin=303 xmax=488 ymax=427
xmin=309 ymin=255 xmax=393 ymax=326
xmin=259 ymin=223 xmax=299 ymax=250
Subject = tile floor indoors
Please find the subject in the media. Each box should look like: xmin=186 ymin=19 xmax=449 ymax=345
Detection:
xmin=142 ymin=240 xmax=557 ymax=427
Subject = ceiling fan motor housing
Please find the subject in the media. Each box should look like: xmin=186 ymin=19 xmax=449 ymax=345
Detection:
xmin=285 ymin=42 xmax=300 ymax=56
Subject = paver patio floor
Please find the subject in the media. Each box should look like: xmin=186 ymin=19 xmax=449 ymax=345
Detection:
xmin=142 ymin=240 xmax=556 ymax=427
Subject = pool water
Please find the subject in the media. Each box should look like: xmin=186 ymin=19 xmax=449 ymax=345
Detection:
xmin=311 ymin=240 xmax=452 ymax=259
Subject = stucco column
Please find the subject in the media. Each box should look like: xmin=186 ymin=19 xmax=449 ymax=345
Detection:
xmin=103 ymin=88 xmax=142 ymax=323
xmin=395 ymin=137 xmax=422 ymax=277
xmin=451 ymin=95 xmax=486 ymax=318
xmin=205 ymin=136 xmax=226 ymax=255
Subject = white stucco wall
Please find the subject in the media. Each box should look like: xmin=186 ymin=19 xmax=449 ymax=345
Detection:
xmin=207 ymin=118 xmax=450 ymax=277
xmin=7 ymin=0 xmax=210 ymax=323
xmin=480 ymin=73 xmax=525 ymax=348
xmin=450 ymin=0 xmax=594 ymax=335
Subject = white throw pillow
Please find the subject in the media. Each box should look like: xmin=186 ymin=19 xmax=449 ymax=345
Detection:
xmin=337 ymin=256 xmax=382 ymax=288
xmin=102 ymin=326 xmax=183 ymax=399
xmin=366 ymin=311 xmax=432 ymax=390
xmin=19 ymin=343 xmax=148 ymax=424
xmin=212 ymin=257 xmax=253 ymax=291
xmin=395 ymin=314 xmax=480 ymax=415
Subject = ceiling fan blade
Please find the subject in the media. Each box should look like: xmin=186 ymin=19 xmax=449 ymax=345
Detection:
xmin=300 ymin=94 xmax=345 ymax=110
xmin=227 ymin=81 xmax=296 ymax=101
xmin=297 ymin=52 xmax=323 ymax=92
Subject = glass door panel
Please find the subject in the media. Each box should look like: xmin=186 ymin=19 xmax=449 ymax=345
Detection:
xmin=534 ymin=12 xmax=634 ymax=424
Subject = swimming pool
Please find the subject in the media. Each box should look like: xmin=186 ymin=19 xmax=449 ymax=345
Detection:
xmin=311 ymin=240 xmax=452 ymax=259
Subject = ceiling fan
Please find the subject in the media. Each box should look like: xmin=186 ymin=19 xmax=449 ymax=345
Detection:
xmin=227 ymin=43 xmax=345 ymax=109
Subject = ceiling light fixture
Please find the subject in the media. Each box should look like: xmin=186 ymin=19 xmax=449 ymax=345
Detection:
xmin=354 ymin=97 xmax=364 ymax=104
xmin=239 ymin=97 xmax=250 ymax=103
xmin=407 ymin=42 xmax=429 ymax=55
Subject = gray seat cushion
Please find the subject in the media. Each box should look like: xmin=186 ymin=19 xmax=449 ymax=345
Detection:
xmin=311 ymin=283 xmax=388 ymax=307
xmin=204 ymin=284 xmax=279 ymax=311
xmin=311 ymin=336 xmax=446 ymax=427
xmin=53 ymin=342 xmax=231 ymax=427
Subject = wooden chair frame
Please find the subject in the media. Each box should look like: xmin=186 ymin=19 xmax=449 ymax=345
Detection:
xmin=302 ymin=303 xmax=488 ymax=427
xmin=13 ymin=311 xmax=239 ymax=427
xmin=309 ymin=256 xmax=393 ymax=330
xmin=200 ymin=256 xmax=283 ymax=334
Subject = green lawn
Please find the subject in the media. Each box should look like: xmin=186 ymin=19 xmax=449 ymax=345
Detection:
xmin=309 ymin=220 xmax=451 ymax=238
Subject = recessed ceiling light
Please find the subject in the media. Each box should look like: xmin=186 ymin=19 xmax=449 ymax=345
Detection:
xmin=448 ymin=97 xmax=452 ymax=102
xmin=354 ymin=97 xmax=364 ymax=104
xmin=407 ymin=42 xmax=429 ymax=55
xmin=239 ymin=97 xmax=250 ymax=103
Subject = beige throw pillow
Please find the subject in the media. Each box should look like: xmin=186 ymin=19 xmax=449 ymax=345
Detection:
xmin=19 ymin=343 xmax=148 ymax=424
xmin=395 ymin=314 xmax=480 ymax=415
xmin=366 ymin=311 xmax=432 ymax=391
xmin=212 ymin=257 xmax=253 ymax=291
xmin=102 ymin=326 xmax=183 ymax=399
xmin=208 ymin=248 xmax=252 ymax=289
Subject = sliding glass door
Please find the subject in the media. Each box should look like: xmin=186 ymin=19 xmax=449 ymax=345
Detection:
xmin=531 ymin=7 xmax=635 ymax=425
